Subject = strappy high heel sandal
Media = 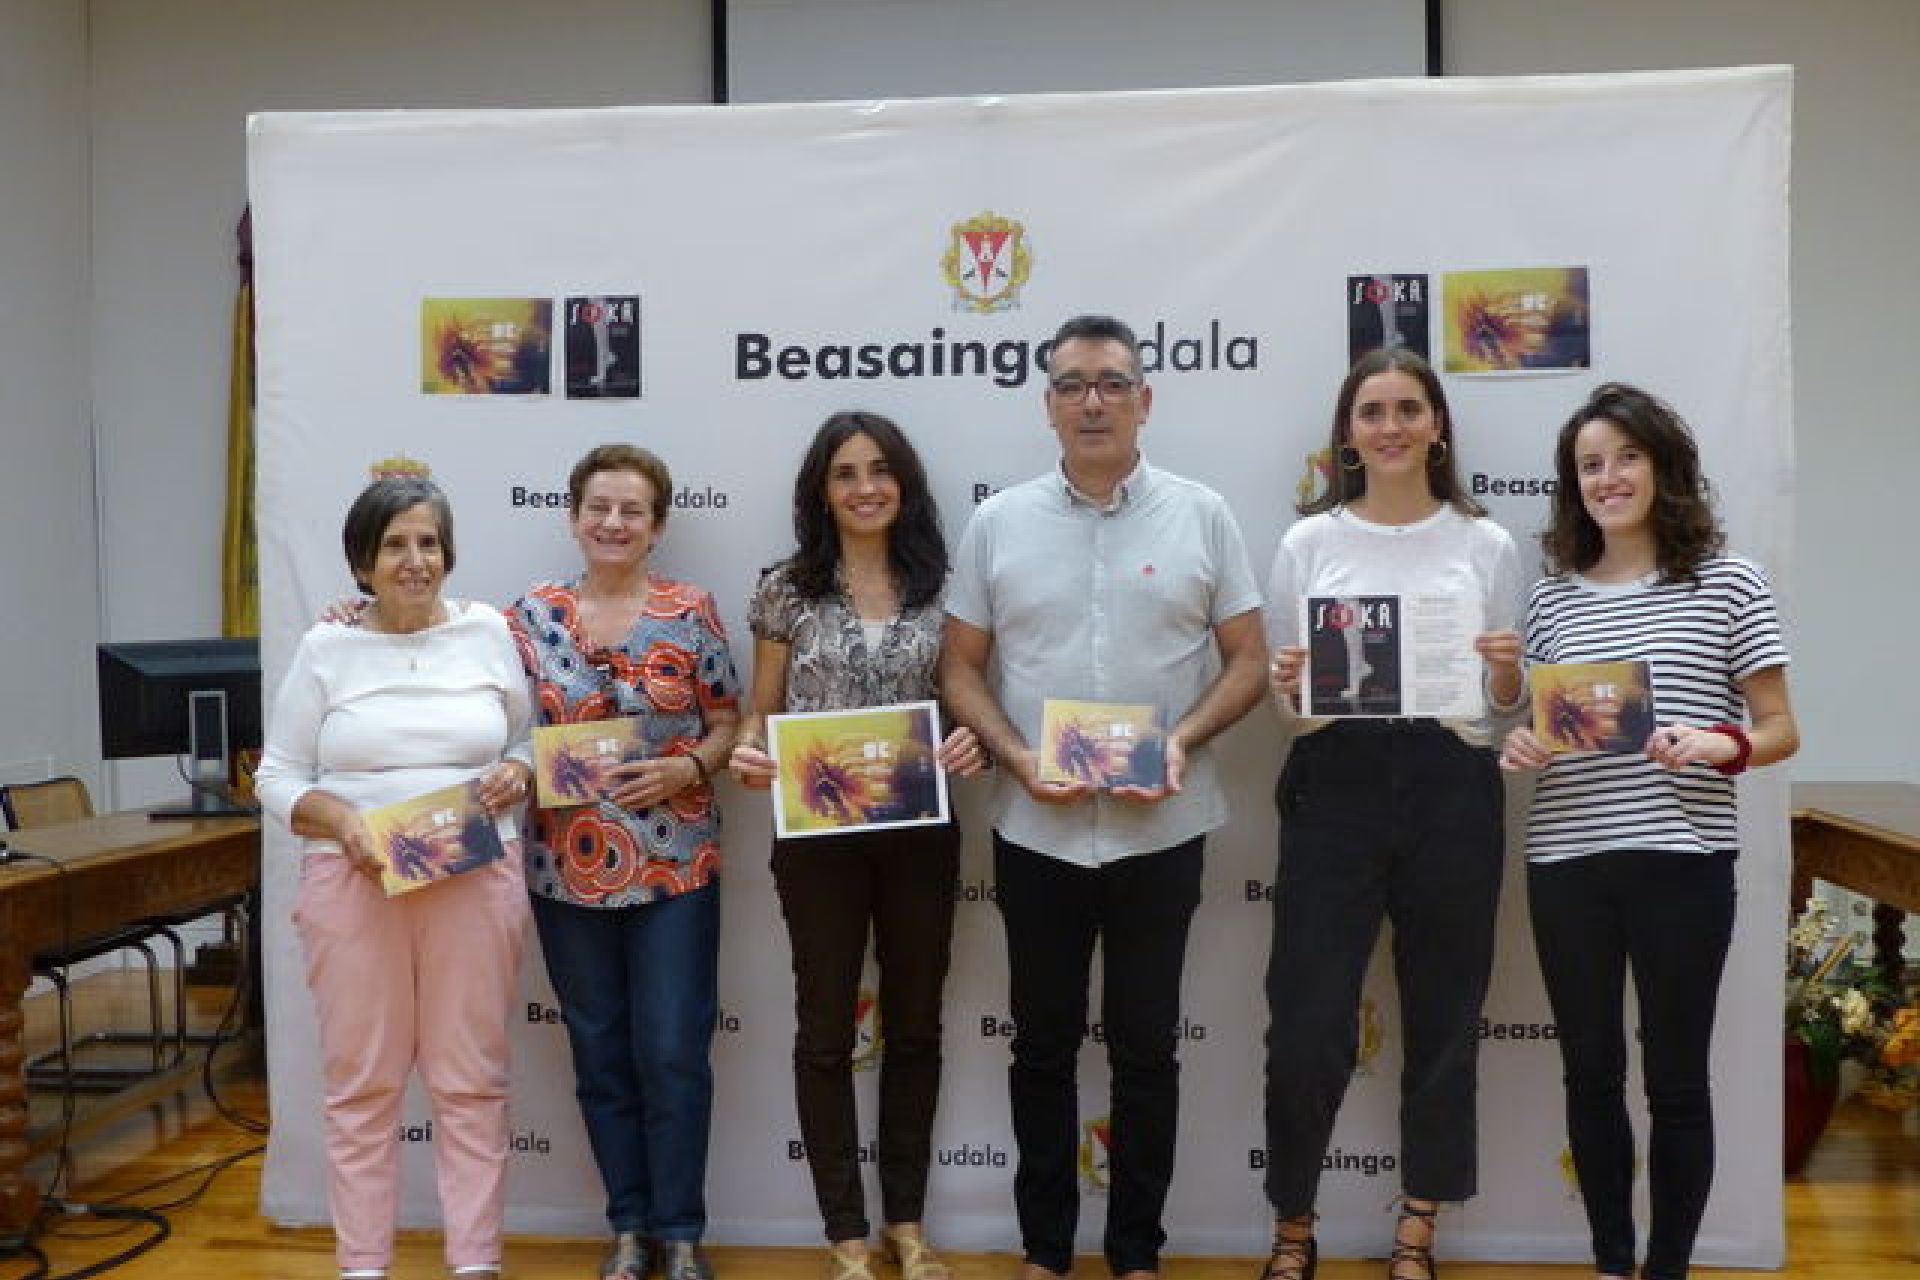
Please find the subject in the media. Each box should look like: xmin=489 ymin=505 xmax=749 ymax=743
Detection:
xmin=880 ymin=1225 xmax=951 ymax=1280
xmin=1388 ymin=1200 xmax=1439 ymax=1280
xmin=1258 ymin=1213 xmax=1318 ymax=1280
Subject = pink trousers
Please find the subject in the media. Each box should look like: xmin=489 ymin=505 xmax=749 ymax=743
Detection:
xmin=295 ymin=845 xmax=529 ymax=1271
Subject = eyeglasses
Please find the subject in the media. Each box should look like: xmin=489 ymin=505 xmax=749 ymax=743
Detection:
xmin=1049 ymin=372 xmax=1139 ymax=402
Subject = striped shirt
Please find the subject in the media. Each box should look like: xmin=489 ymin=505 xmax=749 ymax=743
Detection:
xmin=1522 ymin=555 xmax=1788 ymax=863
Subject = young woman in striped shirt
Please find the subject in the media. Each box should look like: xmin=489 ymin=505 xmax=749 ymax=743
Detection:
xmin=1499 ymin=383 xmax=1798 ymax=1280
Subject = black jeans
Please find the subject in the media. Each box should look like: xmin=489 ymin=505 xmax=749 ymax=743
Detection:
xmin=1262 ymin=721 xmax=1504 ymax=1214
xmin=1528 ymin=850 xmax=1736 ymax=1280
xmin=772 ymin=820 xmax=961 ymax=1243
xmin=994 ymin=832 xmax=1205 ymax=1277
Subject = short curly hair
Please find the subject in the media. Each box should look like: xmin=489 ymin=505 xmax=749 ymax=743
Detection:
xmin=568 ymin=444 xmax=673 ymax=522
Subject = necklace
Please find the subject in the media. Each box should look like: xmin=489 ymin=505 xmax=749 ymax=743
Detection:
xmin=838 ymin=563 xmax=898 ymax=623
xmin=365 ymin=599 xmax=446 ymax=670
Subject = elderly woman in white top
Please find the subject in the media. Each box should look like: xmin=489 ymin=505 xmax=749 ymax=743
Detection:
xmin=256 ymin=476 xmax=534 ymax=1280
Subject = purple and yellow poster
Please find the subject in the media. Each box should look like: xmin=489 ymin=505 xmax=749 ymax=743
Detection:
xmin=420 ymin=296 xmax=553 ymax=394
xmin=768 ymin=701 xmax=947 ymax=838
xmin=1442 ymin=267 xmax=1589 ymax=373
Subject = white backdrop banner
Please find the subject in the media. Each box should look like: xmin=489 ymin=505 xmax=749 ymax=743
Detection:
xmin=248 ymin=67 xmax=1793 ymax=1264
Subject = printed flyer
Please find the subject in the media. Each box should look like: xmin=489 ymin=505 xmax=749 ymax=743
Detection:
xmin=1441 ymin=267 xmax=1590 ymax=373
xmin=1037 ymin=699 xmax=1166 ymax=790
xmin=768 ymin=701 xmax=948 ymax=838
xmin=533 ymin=717 xmax=646 ymax=808
xmin=1531 ymin=660 xmax=1657 ymax=753
xmin=1348 ymin=272 xmax=1430 ymax=363
xmin=1302 ymin=593 xmax=1484 ymax=719
xmin=361 ymin=779 xmax=506 ymax=896
xmin=419 ymin=296 xmax=553 ymax=394
xmin=563 ymin=294 xmax=642 ymax=399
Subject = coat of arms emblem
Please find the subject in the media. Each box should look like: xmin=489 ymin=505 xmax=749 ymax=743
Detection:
xmin=941 ymin=212 xmax=1032 ymax=313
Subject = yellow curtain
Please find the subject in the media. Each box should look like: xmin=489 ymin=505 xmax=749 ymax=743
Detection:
xmin=221 ymin=278 xmax=257 ymax=637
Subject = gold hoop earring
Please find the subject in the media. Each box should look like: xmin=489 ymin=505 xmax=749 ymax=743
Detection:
xmin=1427 ymin=438 xmax=1450 ymax=466
xmin=1339 ymin=446 xmax=1363 ymax=472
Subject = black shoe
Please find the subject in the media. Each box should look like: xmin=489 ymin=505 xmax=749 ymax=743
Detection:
xmin=658 ymin=1241 xmax=715 ymax=1280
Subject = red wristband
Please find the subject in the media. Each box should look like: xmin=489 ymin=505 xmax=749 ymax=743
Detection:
xmin=1709 ymin=723 xmax=1752 ymax=776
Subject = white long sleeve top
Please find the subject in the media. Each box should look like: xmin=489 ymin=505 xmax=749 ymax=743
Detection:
xmin=254 ymin=600 xmax=533 ymax=856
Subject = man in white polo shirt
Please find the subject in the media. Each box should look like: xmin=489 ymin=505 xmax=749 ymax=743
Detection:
xmin=942 ymin=314 xmax=1267 ymax=1280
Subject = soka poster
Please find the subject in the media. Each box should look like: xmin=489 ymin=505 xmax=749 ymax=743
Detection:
xmin=1303 ymin=594 xmax=1485 ymax=720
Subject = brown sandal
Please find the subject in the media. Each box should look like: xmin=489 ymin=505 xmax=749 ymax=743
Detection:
xmin=1388 ymin=1201 xmax=1439 ymax=1280
xmin=1259 ymin=1214 xmax=1318 ymax=1280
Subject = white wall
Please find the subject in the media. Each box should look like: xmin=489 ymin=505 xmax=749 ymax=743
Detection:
xmin=5 ymin=1 xmax=1909 ymax=801
xmin=1445 ymin=0 xmax=1920 ymax=781
xmin=730 ymin=0 xmax=1424 ymax=101
xmin=0 ymin=1 xmax=95 ymax=794
xmin=84 ymin=0 xmax=710 ymax=803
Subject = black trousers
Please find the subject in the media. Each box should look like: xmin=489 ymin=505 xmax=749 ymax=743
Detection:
xmin=1529 ymin=850 xmax=1736 ymax=1280
xmin=1262 ymin=721 xmax=1504 ymax=1214
xmin=772 ymin=819 xmax=961 ymax=1243
xmin=994 ymin=832 xmax=1204 ymax=1277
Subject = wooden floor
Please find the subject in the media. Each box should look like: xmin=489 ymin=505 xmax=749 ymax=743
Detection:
xmin=8 ymin=976 xmax=1918 ymax=1279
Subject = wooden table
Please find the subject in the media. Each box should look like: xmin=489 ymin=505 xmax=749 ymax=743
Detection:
xmin=0 ymin=810 xmax=259 ymax=1243
xmin=1791 ymin=781 xmax=1920 ymax=982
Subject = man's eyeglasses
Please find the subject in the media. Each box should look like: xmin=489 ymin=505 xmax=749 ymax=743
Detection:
xmin=1049 ymin=372 xmax=1138 ymax=402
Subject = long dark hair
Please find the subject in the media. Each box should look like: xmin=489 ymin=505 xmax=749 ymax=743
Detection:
xmin=1298 ymin=347 xmax=1485 ymax=517
xmin=1542 ymin=382 xmax=1724 ymax=583
xmin=785 ymin=411 xmax=947 ymax=608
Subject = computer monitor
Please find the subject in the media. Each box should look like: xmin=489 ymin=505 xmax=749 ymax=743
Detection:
xmin=97 ymin=637 xmax=262 ymax=818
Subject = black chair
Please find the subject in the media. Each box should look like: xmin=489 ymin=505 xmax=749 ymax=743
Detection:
xmin=4 ymin=778 xmax=184 ymax=1091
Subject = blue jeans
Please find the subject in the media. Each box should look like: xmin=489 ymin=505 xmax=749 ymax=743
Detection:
xmin=531 ymin=884 xmax=720 ymax=1241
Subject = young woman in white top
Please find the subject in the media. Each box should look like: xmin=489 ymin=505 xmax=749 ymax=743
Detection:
xmin=1500 ymin=383 xmax=1797 ymax=1280
xmin=1262 ymin=347 xmax=1524 ymax=1280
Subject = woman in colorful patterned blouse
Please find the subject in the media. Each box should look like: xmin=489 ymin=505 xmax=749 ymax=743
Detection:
xmin=505 ymin=444 xmax=740 ymax=1280
xmin=729 ymin=412 xmax=984 ymax=1280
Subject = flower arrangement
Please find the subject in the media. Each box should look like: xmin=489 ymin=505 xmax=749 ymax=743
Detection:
xmin=1855 ymin=1004 xmax=1920 ymax=1112
xmin=1786 ymin=896 xmax=1920 ymax=1108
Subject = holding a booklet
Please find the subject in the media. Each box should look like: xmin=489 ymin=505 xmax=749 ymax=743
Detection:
xmin=728 ymin=412 xmax=983 ymax=1280
xmin=1259 ymin=349 xmax=1526 ymax=1280
xmin=504 ymin=445 xmax=741 ymax=1280
xmin=255 ymin=477 xmax=534 ymax=1280
xmin=1497 ymin=384 xmax=1799 ymax=1280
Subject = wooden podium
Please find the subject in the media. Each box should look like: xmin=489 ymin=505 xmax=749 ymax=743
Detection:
xmin=1791 ymin=781 xmax=1920 ymax=982
xmin=0 ymin=810 xmax=259 ymax=1242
